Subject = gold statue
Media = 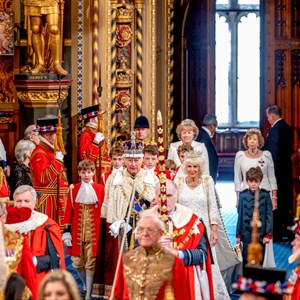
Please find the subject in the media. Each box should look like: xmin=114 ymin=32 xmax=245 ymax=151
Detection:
xmin=22 ymin=0 xmax=68 ymax=75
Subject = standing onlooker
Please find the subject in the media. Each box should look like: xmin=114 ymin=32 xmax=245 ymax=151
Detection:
xmin=134 ymin=115 xmax=151 ymax=145
xmin=167 ymin=119 xmax=209 ymax=173
xmin=24 ymin=124 xmax=40 ymax=145
xmin=63 ymin=160 xmax=104 ymax=300
xmin=234 ymin=128 xmax=277 ymax=208
xmin=196 ymin=114 xmax=219 ymax=182
xmin=38 ymin=270 xmax=80 ymax=300
xmin=10 ymin=139 xmax=36 ymax=197
xmin=264 ymin=105 xmax=294 ymax=241
xmin=236 ymin=167 xmax=273 ymax=265
xmin=0 ymin=138 xmax=10 ymax=177
xmin=79 ymin=105 xmax=111 ymax=183
xmin=30 ymin=117 xmax=69 ymax=227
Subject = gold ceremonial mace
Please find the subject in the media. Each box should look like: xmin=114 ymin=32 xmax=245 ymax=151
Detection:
xmin=247 ymin=189 xmax=263 ymax=267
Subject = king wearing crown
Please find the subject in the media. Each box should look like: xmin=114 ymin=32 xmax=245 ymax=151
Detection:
xmin=93 ymin=131 xmax=156 ymax=298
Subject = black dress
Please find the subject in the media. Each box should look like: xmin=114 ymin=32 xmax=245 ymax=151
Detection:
xmin=10 ymin=161 xmax=32 ymax=197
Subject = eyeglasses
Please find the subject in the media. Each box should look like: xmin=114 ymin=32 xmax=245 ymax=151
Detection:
xmin=137 ymin=226 xmax=159 ymax=235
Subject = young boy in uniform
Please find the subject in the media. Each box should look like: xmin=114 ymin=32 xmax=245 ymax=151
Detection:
xmin=63 ymin=160 xmax=105 ymax=300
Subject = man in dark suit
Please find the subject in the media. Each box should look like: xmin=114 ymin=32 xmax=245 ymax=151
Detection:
xmin=196 ymin=114 xmax=218 ymax=182
xmin=264 ymin=105 xmax=294 ymax=241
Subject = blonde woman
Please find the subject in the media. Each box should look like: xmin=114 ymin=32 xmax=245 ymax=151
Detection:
xmin=38 ymin=270 xmax=80 ymax=300
xmin=167 ymin=119 xmax=209 ymax=173
xmin=234 ymin=128 xmax=277 ymax=209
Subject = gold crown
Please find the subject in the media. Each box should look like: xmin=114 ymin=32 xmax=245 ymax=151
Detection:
xmin=116 ymin=1 xmax=134 ymax=23
xmin=116 ymin=59 xmax=134 ymax=88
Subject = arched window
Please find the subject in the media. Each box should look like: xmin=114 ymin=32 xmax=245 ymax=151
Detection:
xmin=216 ymin=0 xmax=260 ymax=128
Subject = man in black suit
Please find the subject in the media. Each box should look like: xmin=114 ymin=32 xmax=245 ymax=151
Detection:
xmin=264 ymin=105 xmax=294 ymax=241
xmin=196 ymin=114 xmax=218 ymax=182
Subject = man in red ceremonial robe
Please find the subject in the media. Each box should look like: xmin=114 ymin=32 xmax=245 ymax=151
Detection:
xmin=1 ymin=203 xmax=38 ymax=300
xmin=285 ymin=218 xmax=300 ymax=300
xmin=9 ymin=185 xmax=66 ymax=287
xmin=144 ymin=179 xmax=214 ymax=300
xmin=110 ymin=214 xmax=188 ymax=299
xmin=78 ymin=104 xmax=111 ymax=182
xmin=30 ymin=117 xmax=68 ymax=227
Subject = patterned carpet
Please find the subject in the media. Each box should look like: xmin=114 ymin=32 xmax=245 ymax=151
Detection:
xmin=66 ymin=181 xmax=296 ymax=300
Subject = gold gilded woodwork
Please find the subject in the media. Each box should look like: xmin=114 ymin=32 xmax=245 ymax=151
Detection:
xmin=116 ymin=0 xmax=134 ymax=23
xmin=116 ymin=59 xmax=134 ymax=88
xmin=0 ymin=117 xmax=13 ymax=124
xmin=16 ymin=91 xmax=68 ymax=108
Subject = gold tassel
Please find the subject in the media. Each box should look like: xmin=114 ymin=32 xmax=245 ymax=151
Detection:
xmin=295 ymin=193 xmax=300 ymax=218
xmin=247 ymin=242 xmax=263 ymax=267
xmin=164 ymin=282 xmax=174 ymax=300
xmin=54 ymin=125 xmax=66 ymax=155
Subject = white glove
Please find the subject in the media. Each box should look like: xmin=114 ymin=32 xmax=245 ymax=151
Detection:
xmin=62 ymin=232 xmax=72 ymax=247
xmin=55 ymin=151 xmax=64 ymax=161
xmin=94 ymin=132 xmax=104 ymax=143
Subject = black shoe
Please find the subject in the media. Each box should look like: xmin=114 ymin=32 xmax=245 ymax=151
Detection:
xmin=80 ymin=289 xmax=87 ymax=300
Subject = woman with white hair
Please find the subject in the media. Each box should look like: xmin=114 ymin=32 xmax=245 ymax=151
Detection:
xmin=10 ymin=139 xmax=36 ymax=196
xmin=176 ymin=150 xmax=233 ymax=299
xmin=167 ymin=119 xmax=209 ymax=173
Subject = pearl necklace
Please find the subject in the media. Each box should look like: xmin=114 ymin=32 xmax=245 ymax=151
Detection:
xmin=186 ymin=178 xmax=201 ymax=188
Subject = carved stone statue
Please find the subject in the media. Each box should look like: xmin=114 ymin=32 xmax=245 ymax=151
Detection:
xmin=22 ymin=0 xmax=68 ymax=75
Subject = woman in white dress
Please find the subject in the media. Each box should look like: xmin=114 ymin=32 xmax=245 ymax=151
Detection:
xmin=234 ymin=128 xmax=277 ymax=268
xmin=167 ymin=119 xmax=209 ymax=173
xmin=234 ymin=128 xmax=278 ymax=208
xmin=177 ymin=151 xmax=231 ymax=300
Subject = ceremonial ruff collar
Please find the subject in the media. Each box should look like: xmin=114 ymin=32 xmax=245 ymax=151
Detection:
xmin=5 ymin=211 xmax=48 ymax=234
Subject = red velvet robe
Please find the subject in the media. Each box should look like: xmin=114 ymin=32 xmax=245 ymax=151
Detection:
xmin=64 ymin=181 xmax=104 ymax=256
xmin=79 ymin=128 xmax=111 ymax=182
xmin=110 ymin=247 xmax=189 ymax=300
xmin=30 ymin=213 xmax=66 ymax=286
xmin=176 ymin=214 xmax=214 ymax=300
xmin=30 ymin=141 xmax=68 ymax=226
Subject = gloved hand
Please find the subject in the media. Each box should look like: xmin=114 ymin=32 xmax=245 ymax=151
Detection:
xmin=55 ymin=151 xmax=64 ymax=161
xmin=94 ymin=132 xmax=104 ymax=143
xmin=62 ymin=232 xmax=72 ymax=247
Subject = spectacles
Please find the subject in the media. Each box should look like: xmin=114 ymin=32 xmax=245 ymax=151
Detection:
xmin=137 ymin=226 xmax=159 ymax=235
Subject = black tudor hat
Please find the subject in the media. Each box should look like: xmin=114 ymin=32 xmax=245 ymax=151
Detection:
xmin=79 ymin=104 xmax=99 ymax=120
xmin=36 ymin=117 xmax=58 ymax=132
xmin=232 ymin=267 xmax=291 ymax=299
xmin=134 ymin=115 xmax=149 ymax=129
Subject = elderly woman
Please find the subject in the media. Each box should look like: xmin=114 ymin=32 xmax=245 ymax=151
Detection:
xmin=234 ymin=128 xmax=277 ymax=209
xmin=10 ymin=139 xmax=36 ymax=196
xmin=167 ymin=119 xmax=209 ymax=172
xmin=177 ymin=151 xmax=232 ymax=300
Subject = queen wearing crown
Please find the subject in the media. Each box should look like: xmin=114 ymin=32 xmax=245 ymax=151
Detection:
xmin=93 ymin=132 xmax=156 ymax=298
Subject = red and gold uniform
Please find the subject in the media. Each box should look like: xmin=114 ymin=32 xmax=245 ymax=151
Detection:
xmin=0 ymin=167 xmax=10 ymax=203
xmin=64 ymin=181 xmax=104 ymax=258
xmin=110 ymin=245 xmax=189 ymax=300
xmin=30 ymin=140 xmax=68 ymax=226
xmin=79 ymin=127 xmax=111 ymax=182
